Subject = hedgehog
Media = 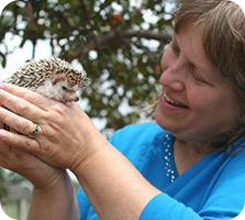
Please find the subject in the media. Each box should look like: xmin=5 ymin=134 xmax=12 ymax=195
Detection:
xmin=3 ymin=57 xmax=89 ymax=102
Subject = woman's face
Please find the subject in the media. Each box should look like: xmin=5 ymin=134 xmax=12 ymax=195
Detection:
xmin=154 ymin=24 xmax=239 ymax=143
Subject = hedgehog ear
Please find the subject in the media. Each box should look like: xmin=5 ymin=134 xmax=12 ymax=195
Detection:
xmin=52 ymin=73 xmax=66 ymax=85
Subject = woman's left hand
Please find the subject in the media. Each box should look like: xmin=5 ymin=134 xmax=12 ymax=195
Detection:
xmin=0 ymin=83 xmax=105 ymax=171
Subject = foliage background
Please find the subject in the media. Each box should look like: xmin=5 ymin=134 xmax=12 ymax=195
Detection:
xmin=0 ymin=0 xmax=176 ymax=131
xmin=0 ymin=0 xmax=177 ymax=197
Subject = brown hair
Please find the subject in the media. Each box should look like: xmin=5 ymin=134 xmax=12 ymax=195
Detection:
xmin=174 ymin=0 xmax=245 ymax=150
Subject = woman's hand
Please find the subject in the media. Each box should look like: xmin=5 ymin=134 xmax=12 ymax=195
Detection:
xmin=0 ymin=83 xmax=105 ymax=171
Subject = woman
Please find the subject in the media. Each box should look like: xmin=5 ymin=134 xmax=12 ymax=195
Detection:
xmin=0 ymin=0 xmax=244 ymax=219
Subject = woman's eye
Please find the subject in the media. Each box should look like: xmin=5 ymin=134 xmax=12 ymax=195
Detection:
xmin=190 ymin=65 xmax=208 ymax=84
xmin=193 ymin=73 xmax=205 ymax=83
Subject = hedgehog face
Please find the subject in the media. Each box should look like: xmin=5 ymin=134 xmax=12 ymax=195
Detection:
xmin=55 ymin=79 xmax=80 ymax=102
xmin=51 ymin=73 xmax=81 ymax=102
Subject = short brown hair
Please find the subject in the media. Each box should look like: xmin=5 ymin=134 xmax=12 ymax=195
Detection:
xmin=174 ymin=0 xmax=245 ymax=150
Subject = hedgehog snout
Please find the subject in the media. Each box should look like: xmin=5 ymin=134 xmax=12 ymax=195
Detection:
xmin=62 ymin=91 xmax=80 ymax=102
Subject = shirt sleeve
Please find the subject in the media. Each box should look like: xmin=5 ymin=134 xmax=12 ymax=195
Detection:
xmin=140 ymin=190 xmax=244 ymax=220
xmin=139 ymin=193 xmax=204 ymax=220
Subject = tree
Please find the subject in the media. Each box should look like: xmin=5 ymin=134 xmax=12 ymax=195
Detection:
xmin=0 ymin=0 xmax=175 ymax=131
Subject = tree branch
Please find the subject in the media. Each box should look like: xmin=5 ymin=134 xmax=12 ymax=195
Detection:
xmin=63 ymin=29 xmax=172 ymax=60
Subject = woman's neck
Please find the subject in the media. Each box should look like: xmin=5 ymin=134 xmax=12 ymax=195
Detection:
xmin=173 ymin=140 xmax=211 ymax=175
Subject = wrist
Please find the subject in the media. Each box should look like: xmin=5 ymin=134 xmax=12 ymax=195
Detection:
xmin=70 ymin=130 xmax=111 ymax=176
xmin=29 ymin=171 xmax=79 ymax=220
xmin=33 ymin=169 xmax=71 ymax=191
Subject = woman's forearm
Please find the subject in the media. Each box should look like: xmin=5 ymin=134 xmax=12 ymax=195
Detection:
xmin=28 ymin=174 xmax=79 ymax=220
xmin=73 ymin=136 xmax=161 ymax=220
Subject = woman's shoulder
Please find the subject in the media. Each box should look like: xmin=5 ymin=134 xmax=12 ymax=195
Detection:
xmin=110 ymin=122 xmax=164 ymax=143
xmin=219 ymin=147 xmax=245 ymax=179
xmin=109 ymin=122 xmax=170 ymax=172
xmin=109 ymin=122 xmax=166 ymax=154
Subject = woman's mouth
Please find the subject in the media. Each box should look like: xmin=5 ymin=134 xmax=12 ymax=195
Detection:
xmin=163 ymin=92 xmax=188 ymax=108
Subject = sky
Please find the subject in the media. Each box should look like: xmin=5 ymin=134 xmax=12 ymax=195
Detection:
xmin=0 ymin=37 xmax=52 ymax=75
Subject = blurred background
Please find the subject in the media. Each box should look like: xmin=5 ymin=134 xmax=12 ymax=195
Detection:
xmin=0 ymin=0 xmax=177 ymax=219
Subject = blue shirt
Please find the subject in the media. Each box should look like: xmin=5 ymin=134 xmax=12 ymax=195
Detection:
xmin=76 ymin=122 xmax=245 ymax=220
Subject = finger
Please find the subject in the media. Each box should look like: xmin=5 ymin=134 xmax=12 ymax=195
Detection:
xmin=0 ymin=129 xmax=41 ymax=156
xmin=0 ymin=88 xmax=46 ymax=121
xmin=0 ymin=106 xmax=41 ymax=136
xmin=0 ymin=83 xmax=55 ymax=110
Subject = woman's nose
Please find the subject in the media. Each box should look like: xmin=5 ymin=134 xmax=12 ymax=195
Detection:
xmin=160 ymin=68 xmax=185 ymax=91
xmin=159 ymin=46 xmax=185 ymax=91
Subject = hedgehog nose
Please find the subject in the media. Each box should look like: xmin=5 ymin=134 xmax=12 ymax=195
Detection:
xmin=66 ymin=93 xmax=80 ymax=102
xmin=74 ymin=96 xmax=79 ymax=102
xmin=70 ymin=93 xmax=79 ymax=102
